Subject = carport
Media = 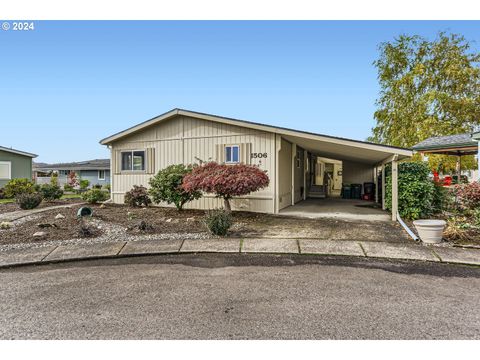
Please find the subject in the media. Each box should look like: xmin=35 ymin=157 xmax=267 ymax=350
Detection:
xmin=275 ymin=129 xmax=413 ymax=221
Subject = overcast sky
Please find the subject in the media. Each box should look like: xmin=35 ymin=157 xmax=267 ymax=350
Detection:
xmin=1 ymin=21 xmax=479 ymax=163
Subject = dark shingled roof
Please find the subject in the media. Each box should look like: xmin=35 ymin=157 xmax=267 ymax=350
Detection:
xmin=413 ymin=133 xmax=478 ymax=151
xmin=33 ymin=159 xmax=110 ymax=171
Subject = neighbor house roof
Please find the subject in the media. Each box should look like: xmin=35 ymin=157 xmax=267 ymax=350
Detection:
xmin=33 ymin=159 xmax=110 ymax=172
xmin=0 ymin=145 xmax=37 ymax=158
xmin=99 ymin=108 xmax=412 ymax=164
xmin=472 ymin=131 xmax=480 ymax=141
xmin=413 ymin=133 xmax=479 ymax=155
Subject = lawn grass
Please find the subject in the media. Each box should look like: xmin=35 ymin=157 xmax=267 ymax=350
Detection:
xmin=61 ymin=194 xmax=82 ymax=199
xmin=0 ymin=194 xmax=81 ymax=204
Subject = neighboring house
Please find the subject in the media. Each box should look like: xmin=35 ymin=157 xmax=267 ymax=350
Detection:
xmin=33 ymin=159 xmax=111 ymax=187
xmin=413 ymin=132 xmax=480 ymax=182
xmin=100 ymin=109 xmax=412 ymax=220
xmin=0 ymin=146 xmax=37 ymax=187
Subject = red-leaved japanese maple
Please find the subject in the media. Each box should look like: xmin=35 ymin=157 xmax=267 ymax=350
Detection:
xmin=182 ymin=162 xmax=270 ymax=211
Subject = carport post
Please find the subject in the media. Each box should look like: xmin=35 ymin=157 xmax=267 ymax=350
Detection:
xmin=374 ymin=166 xmax=378 ymax=203
xmin=391 ymin=159 xmax=398 ymax=222
xmin=381 ymin=164 xmax=386 ymax=210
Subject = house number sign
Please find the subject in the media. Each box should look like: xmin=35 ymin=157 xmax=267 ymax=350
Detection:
xmin=251 ymin=152 xmax=268 ymax=159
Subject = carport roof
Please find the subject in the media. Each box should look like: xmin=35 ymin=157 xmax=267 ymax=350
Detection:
xmin=413 ymin=133 xmax=479 ymax=155
xmin=100 ymin=108 xmax=412 ymax=165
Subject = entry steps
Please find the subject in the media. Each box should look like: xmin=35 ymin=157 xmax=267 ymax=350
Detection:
xmin=308 ymin=185 xmax=326 ymax=199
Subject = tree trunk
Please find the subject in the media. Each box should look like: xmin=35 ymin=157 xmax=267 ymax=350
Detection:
xmin=223 ymin=198 xmax=231 ymax=212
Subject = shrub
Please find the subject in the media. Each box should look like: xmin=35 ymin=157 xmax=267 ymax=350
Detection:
xmin=182 ymin=162 xmax=270 ymax=211
xmin=385 ymin=162 xmax=435 ymax=220
xmin=77 ymin=220 xmax=99 ymax=238
xmin=431 ymin=182 xmax=453 ymax=214
xmin=124 ymin=185 xmax=152 ymax=207
xmin=0 ymin=188 xmax=5 ymax=199
xmin=204 ymin=209 xmax=233 ymax=236
xmin=453 ymin=182 xmax=480 ymax=210
xmin=103 ymin=184 xmax=111 ymax=192
xmin=50 ymin=173 xmax=59 ymax=186
xmin=92 ymin=184 xmax=102 ymax=189
xmin=4 ymin=178 xmax=35 ymax=198
xmin=16 ymin=192 xmax=42 ymax=210
xmin=79 ymin=179 xmax=90 ymax=190
xmin=149 ymin=164 xmax=201 ymax=210
xmin=63 ymin=183 xmax=74 ymax=192
xmin=81 ymin=188 xmax=109 ymax=204
xmin=40 ymin=183 xmax=64 ymax=201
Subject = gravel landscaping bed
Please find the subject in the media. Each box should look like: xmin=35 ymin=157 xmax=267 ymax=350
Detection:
xmin=0 ymin=202 xmax=412 ymax=252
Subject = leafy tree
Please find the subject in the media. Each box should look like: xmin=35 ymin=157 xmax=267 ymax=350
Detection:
xmin=369 ymin=32 xmax=480 ymax=170
xmin=149 ymin=164 xmax=201 ymax=210
xmin=182 ymin=162 xmax=270 ymax=211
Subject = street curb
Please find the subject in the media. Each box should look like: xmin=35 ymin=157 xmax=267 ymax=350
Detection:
xmin=1 ymin=242 xmax=479 ymax=270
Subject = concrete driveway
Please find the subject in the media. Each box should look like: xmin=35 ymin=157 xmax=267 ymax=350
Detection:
xmin=1 ymin=254 xmax=479 ymax=339
xmin=280 ymin=198 xmax=390 ymax=221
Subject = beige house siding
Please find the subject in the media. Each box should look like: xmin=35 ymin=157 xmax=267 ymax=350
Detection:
xmin=342 ymin=160 xmax=374 ymax=192
xmin=110 ymin=115 xmax=276 ymax=213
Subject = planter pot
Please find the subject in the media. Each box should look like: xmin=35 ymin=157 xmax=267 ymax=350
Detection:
xmin=413 ymin=219 xmax=446 ymax=244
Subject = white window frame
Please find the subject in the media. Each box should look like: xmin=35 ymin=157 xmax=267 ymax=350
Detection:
xmin=0 ymin=161 xmax=11 ymax=180
xmin=98 ymin=170 xmax=106 ymax=180
xmin=225 ymin=145 xmax=240 ymax=164
xmin=120 ymin=150 xmax=146 ymax=172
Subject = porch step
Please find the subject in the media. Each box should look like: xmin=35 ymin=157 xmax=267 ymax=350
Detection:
xmin=308 ymin=185 xmax=326 ymax=198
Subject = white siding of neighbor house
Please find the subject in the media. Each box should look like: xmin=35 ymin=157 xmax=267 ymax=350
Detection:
xmin=110 ymin=115 xmax=276 ymax=213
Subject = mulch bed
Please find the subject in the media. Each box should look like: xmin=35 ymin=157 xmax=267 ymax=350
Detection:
xmin=0 ymin=202 xmax=412 ymax=247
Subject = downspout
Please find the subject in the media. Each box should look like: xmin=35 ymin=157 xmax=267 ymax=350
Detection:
xmin=396 ymin=212 xmax=419 ymax=241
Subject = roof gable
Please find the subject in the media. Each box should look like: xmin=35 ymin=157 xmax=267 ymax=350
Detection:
xmin=99 ymin=108 xmax=412 ymax=158
xmin=0 ymin=145 xmax=37 ymax=158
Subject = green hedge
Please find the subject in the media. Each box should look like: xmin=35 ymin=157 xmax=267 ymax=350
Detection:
xmin=385 ymin=162 xmax=437 ymax=220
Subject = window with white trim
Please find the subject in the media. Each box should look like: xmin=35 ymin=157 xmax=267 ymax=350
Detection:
xmin=121 ymin=150 xmax=145 ymax=171
xmin=225 ymin=145 xmax=240 ymax=163
xmin=98 ymin=170 xmax=105 ymax=180
xmin=0 ymin=161 xmax=11 ymax=180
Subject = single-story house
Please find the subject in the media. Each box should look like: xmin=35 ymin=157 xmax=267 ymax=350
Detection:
xmin=100 ymin=109 xmax=412 ymax=220
xmin=0 ymin=146 xmax=38 ymax=187
xmin=33 ymin=159 xmax=111 ymax=187
xmin=413 ymin=131 xmax=480 ymax=181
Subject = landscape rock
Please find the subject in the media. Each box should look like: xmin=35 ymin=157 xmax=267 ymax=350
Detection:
xmin=165 ymin=218 xmax=172 ymax=223
xmin=33 ymin=231 xmax=47 ymax=237
xmin=186 ymin=217 xmax=196 ymax=222
xmin=37 ymin=223 xmax=58 ymax=228
xmin=55 ymin=214 xmax=66 ymax=220
xmin=0 ymin=221 xmax=13 ymax=230
xmin=100 ymin=204 xmax=106 ymax=209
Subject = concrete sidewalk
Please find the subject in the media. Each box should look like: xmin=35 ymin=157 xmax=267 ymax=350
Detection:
xmin=0 ymin=203 xmax=85 ymax=222
xmin=0 ymin=238 xmax=479 ymax=269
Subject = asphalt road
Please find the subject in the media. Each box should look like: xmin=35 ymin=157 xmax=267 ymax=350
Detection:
xmin=0 ymin=254 xmax=479 ymax=339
